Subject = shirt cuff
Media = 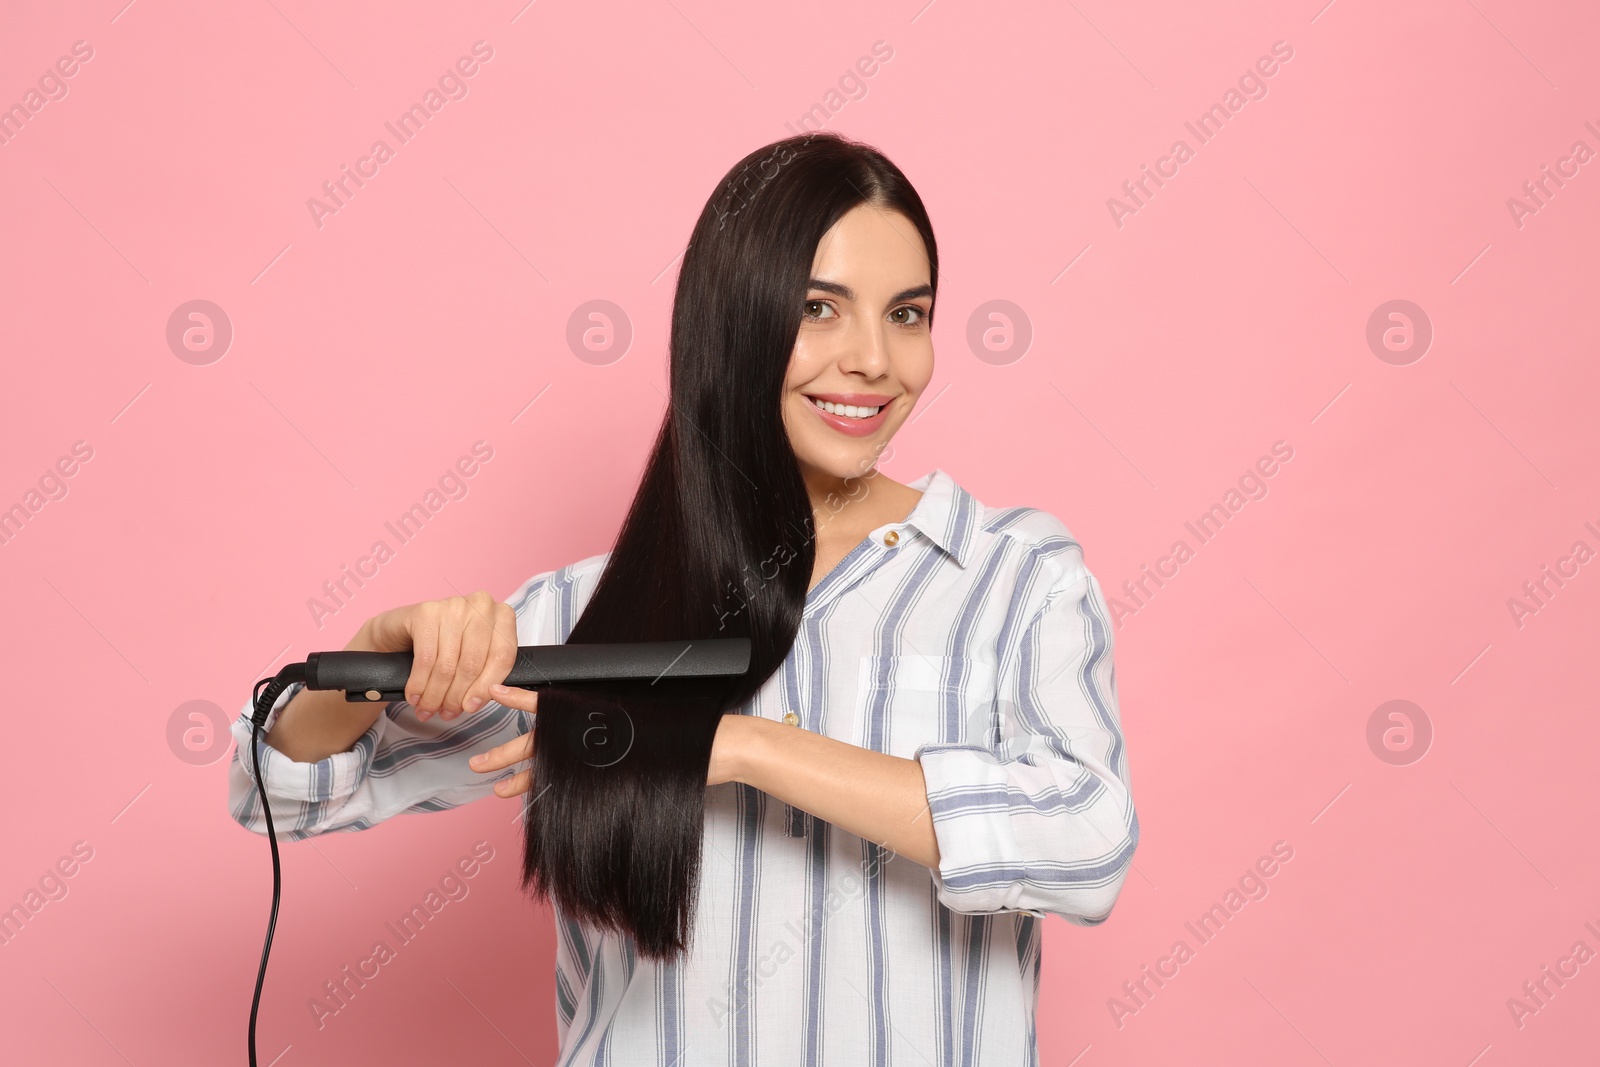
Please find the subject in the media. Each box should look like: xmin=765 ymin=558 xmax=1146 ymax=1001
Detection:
xmin=230 ymin=681 xmax=388 ymax=805
xmin=915 ymin=743 xmax=1044 ymax=915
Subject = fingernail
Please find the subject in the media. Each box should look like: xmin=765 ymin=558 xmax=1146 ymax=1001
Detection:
xmin=464 ymin=696 xmax=482 ymax=712
xmin=408 ymin=693 xmax=420 ymax=705
xmin=490 ymin=684 xmax=509 ymax=694
xmin=417 ymin=709 xmax=431 ymax=721
xmin=470 ymin=753 xmax=485 ymax=767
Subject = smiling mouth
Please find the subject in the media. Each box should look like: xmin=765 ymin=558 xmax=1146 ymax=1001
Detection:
xmin=804 ymin=395 xmax=890 ymax=419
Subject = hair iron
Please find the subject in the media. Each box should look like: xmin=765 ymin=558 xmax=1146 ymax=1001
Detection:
xmin=244 ymin=638 xmax=751 ymax=1065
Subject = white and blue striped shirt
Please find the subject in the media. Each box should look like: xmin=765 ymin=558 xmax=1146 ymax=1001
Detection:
xmin=228 ymin=467 xmax=1139 ymax=1066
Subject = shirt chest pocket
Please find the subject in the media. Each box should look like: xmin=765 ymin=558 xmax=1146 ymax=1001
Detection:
xmin=852 ymin=653 xmax=984 ymax=759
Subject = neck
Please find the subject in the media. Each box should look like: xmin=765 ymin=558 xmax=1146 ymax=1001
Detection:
xmin=798 ymin=461 xmax=912 ymax=541
xmin=801 ymin=465 xmax=872 ymax=508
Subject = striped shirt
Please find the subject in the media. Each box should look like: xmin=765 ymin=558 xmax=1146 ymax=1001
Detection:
xmin=228 ymin=467 xmax=1139 ymax=1066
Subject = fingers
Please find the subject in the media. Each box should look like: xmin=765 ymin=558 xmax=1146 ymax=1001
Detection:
xmin=470 ymin=726 xmax=534 ymax=772
xmin=418 ymin=597 xmax=468 ymax=716
xmin=488 ymin=682 xmax=538 ymax=714
xmin=470 ymin=728 xmax=535 ymax=797
xmin=404 ymin=601 xmax=440 ymax=711
xmin=492 ymin=768 xmax=532 ymax=798
xmin=441 ymin=591 xmax=498 ymax=717
xmin=405 ymin=591 xmax=508 ymax=721
xmin=460 ymin=601 xmax=519 ymax=717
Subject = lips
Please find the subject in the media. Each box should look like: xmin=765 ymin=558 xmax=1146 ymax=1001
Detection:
xmin=804 ymin=393 xmax=894 ymax=406
xmin=804 ymin=393 xmax=892 ymax=437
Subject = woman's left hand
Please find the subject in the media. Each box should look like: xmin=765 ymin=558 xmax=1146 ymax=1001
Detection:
xmin=467 ymin=684 xmax=538 ymax=797
xmin=468 ymin=685 xmax=755 ymax=797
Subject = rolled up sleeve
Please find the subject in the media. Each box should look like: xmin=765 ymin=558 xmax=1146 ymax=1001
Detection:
xmin=229 ymin=682 xmax=385 ymax=840
xmin=226 ymin=567 xmax=571 ymax=841
xmin=914 ymin=555 xmax=1139 ymax=922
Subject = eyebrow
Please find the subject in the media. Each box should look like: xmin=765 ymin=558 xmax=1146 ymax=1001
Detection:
xmin=807 ymin=278 xmax=933 ymax=305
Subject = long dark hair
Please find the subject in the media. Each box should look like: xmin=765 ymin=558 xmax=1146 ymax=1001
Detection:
xmin=520 ymin=131 xmax=940 ymax=960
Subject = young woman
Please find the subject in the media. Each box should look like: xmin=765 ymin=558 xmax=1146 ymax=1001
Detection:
xmin=229 ymin=131 xmax=1139 ymax=1066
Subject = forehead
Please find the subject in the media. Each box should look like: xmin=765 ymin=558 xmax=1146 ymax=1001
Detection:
xmin=809 ymin=204 xmax=930 ymax=292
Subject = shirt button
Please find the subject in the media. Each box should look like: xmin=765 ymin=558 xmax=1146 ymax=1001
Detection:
xmin=883 ymin=530 xmax=899 ymax=546
xmin=782 ymin=712 xmax=800 ymax=726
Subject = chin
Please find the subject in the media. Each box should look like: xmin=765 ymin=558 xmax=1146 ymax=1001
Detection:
xmin=794 ymin=437 xmax=889 ymax=481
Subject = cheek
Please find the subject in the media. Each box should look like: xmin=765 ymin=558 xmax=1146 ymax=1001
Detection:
xmin=897 ymin=343 xmax=936 ymax=394
xmin=781 ymin=391 xmax=813 ymax=439
xmin=786 ymin=333 xmax=827 ymax=380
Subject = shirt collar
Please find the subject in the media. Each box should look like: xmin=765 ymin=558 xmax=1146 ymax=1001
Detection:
xmin=899 ymin=468 xmax=979 ymax=568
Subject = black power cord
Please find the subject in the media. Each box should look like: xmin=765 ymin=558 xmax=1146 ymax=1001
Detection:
xmin=246 ymin=666 xmax=304 ymax=1067
xmin=235 ymin=639 xmax=749 ymax=1063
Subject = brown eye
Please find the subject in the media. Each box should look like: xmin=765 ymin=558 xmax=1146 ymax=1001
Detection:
xmin=804 ymin=300 xmax=837 ymax=321
xmin=891 ymin=305 xmax=926 ymax=326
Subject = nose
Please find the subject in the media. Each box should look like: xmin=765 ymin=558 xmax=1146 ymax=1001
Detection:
xmin=835 ymin=314 xmax=891 ymax=379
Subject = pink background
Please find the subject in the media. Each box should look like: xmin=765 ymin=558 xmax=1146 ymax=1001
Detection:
xmin=2 ymin=0 xmax=1597 ymax=1063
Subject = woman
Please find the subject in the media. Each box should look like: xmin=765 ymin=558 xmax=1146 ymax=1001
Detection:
xmin=229 ymin=131 xmax=1139 ymax=1065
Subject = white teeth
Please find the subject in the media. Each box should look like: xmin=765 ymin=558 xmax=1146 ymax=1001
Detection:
xmin=810 ymin=396 xmax=882 ymax=418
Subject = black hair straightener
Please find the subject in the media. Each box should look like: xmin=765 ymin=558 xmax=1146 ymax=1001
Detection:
xmin=243 ymin=638 xmax=751 ymax=1065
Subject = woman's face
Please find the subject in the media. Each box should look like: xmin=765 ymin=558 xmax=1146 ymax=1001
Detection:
xmin=781 ymin=203 xmax=934 ymax=486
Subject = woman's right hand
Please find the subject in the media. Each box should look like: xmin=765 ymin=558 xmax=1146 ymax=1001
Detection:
xmin=363 ymin=590 xmax=520 ymax=722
